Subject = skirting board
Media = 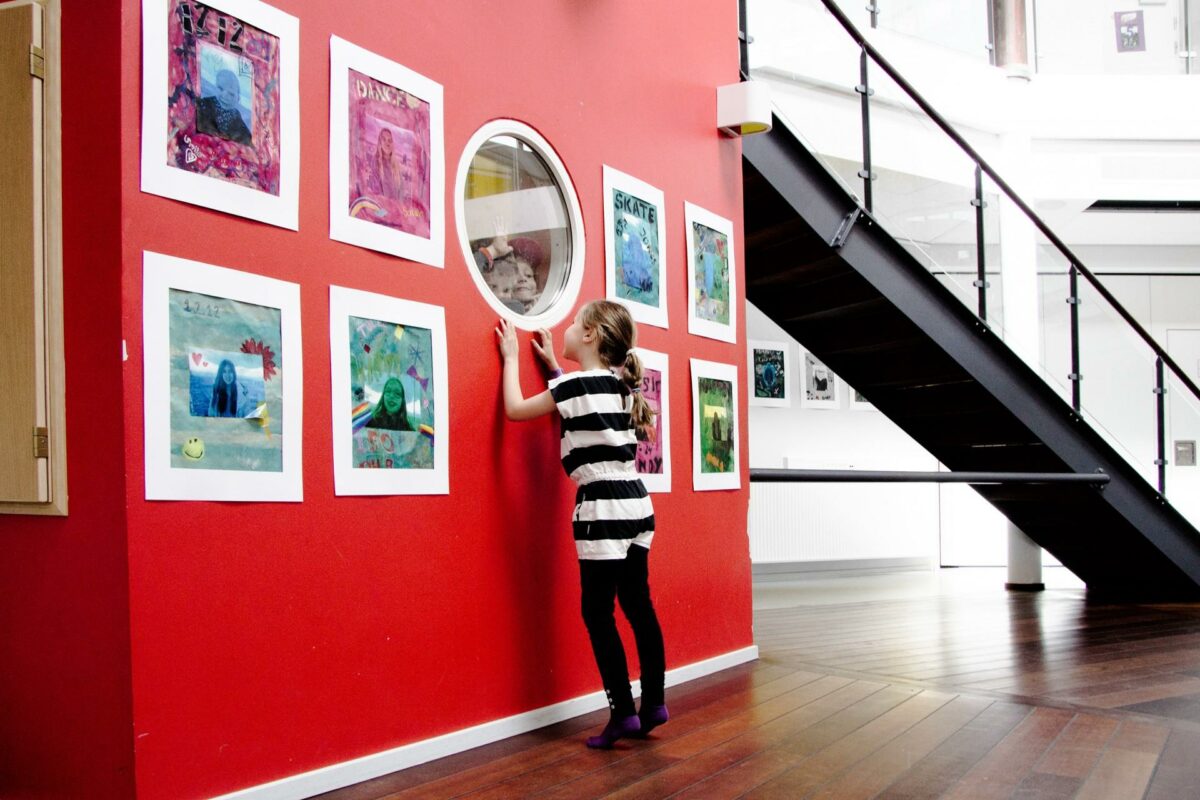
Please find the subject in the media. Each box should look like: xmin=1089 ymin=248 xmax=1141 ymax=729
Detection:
xmin=752 ymin=557 xmax=932 ymax=581
xmin=214 ymin=644 xmax=759 ymax=800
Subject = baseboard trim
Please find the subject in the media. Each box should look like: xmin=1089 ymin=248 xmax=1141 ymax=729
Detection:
xmin=752 ymin=557 xmax=931 ymax=581
xmin=214 ymin=644 xmax=759 ymax=800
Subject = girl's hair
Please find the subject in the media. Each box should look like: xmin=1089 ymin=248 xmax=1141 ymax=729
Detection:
xmin=579 ymin=300 xmax=655 ymax=441
xmin=211 ymin=359 xmax=238 ymax=417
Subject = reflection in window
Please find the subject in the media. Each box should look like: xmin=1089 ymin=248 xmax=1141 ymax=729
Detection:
xmin=464 ymin=136 xmax=571 ymax=316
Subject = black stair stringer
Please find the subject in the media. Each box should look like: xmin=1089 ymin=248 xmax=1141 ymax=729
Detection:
xmin=743 ymin=118 xmax=1200 ymax=599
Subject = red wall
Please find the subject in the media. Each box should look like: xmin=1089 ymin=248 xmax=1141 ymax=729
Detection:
xmin=120 ymin=1 xmax=750 ymax=797
xmin=0 ymin=2 xmax=136 ymax=797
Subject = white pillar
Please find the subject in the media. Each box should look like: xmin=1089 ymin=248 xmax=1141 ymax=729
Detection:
xmin=997 ymin=124 xmax=1044 ymax=591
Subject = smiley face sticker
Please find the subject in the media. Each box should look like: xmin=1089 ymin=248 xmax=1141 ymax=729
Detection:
xmin=182 ymin=437 xmax=205 ymax=460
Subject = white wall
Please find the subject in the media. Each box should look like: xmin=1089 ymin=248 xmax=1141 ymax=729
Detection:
xmin=1035 ymin=0 xmax=1191 ymax=75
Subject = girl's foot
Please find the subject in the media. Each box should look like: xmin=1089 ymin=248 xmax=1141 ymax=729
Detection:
xmin=636 ymin=704 xmax=669 ymax=737
xmin=585 ymin=715 xmax=641 ymax=749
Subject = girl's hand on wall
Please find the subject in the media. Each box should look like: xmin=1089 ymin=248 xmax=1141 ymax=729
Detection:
xmin=495 ymin=318 xmax=519 ymax=363
xmin=532 ymin=328 xmax=559 ymax=372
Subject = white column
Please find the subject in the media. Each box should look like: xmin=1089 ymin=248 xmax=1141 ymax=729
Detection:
xmin=998 ymin=123 xmax=1044 ymax=591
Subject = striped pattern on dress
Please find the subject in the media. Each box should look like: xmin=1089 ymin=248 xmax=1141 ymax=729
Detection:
xmin=549 ymin=369 xmax=656 ymax=560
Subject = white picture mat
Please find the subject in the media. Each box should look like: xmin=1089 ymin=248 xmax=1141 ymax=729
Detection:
xmin=634 ymin=347 xmax=672 ymax=493
xmin=684 ymin=201 xmax=738 ymax=344
xmin=748 ymin=339 xmax=791 ymax=408
xmin=691 ymin=358 xmax=741 ymax=491
xmin=800 ymin=349 xmax=840 ymax=410
xmin=328 ymin=35 xmax=445 ymax=267
xmin=329 ymin=286 xmax=450 ymax=495
xmin=142 ymin=251 xmax=303 ymax=501
xmin=140 ymin=0 xmax=300 ymax=229
xmin=604 ymin=166 xmax=668 ymax=329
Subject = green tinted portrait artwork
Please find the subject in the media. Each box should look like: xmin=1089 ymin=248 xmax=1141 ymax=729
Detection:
xmin=348 ymin=315 xmax=435 ymax=469
xmin=698 ymin=376 xmax=734 ymax=473
xmin=753 ymin=347 xmax=786 ymax=399
xmin=168 ymin=288 xmax=283 ymax=471
xmin=691 ymin=221 xmax=730 ymax=325
xmin=612 ymin=188 xmax=660 ymax=307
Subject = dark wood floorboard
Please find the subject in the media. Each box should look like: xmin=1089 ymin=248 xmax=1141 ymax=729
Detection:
xmin=315 ymin=588 xmax=1200 ymax=799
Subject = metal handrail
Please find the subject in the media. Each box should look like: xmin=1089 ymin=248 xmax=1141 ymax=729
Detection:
xmin=807 ymin=0 xmax=1200 ymax=407
xmin=751 ymin=469 xmax=1110 ymax=485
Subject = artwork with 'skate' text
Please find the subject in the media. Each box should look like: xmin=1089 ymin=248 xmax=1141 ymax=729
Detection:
xmin=604 ymin=166 xmax=668 ymax=328
xmin=141 ymin=0 xmax=299 ymax=228
xmin=633 ymin=348 xmax=671 ymax=493
xmin=329 ymin=36 xmax=446 ymax=267
xmin=330 ymin=286 xmax=450 ymax=495
xmin=167 ymin=1 xmax=282 ymax=195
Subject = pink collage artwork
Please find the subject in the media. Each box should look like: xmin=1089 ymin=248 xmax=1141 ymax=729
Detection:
xmin=166 ymin=0 xmax=282 ymax=196
xmin=347 ymin=68 xmax=432 ymax=239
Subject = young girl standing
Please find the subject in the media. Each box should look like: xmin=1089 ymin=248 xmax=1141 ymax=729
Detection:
xmin=495 ymin=300 xmax=669 ymax=748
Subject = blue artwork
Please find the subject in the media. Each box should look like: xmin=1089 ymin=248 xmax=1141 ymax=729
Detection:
xmin=168 ymin=288 xmax=282 ymax=472
xmin=347 ymin=315 xmax=435 ymax=470
xmin=612 ymin=188 xmax=660 ymax=307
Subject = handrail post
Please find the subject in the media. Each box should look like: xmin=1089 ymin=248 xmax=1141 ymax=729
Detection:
xmin=972 ymin=164 xmax=988 ymax=322
xmin=1155 ymin=357 xmax=1167 ymax=495
xmin=855 ymin=48 xmax=874 ymax=213
xmin=1068 ymin=266 xmax=1082 ymax=412
xmin=867 ymin=2 xmax=879 ymax=28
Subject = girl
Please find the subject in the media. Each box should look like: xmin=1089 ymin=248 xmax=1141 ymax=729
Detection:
xmin=495 ymin=300 xmax=668 ymax=748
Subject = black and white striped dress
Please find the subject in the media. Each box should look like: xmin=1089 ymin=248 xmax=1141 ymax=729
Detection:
xmin=548 ymin=369 xmax=655 ymax=560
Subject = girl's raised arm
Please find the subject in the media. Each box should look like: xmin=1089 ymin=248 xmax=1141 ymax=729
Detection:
xmin=496 ymin=319 xmax=556 ymax=421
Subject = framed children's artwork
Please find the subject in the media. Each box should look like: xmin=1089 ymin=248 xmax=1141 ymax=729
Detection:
xmin=685 ymin=202 xmax=737 ymax=343
xmin=142 ymin=251 xmax=303 ymax=501
xmin=604 ymin=166 xmax=667 ymax=329
xmin=691 ymin=359 xmax=740 ymax=491
xmin=328 ymin=36 xmax=445 ymax=267
xmin=849 ymin=385 xmax=875 ymax=411
xmin=748 ymin=339 xmax=791 ymax=408
xmin=634 ymin=348 xmax=672 ymax=493
xmin=800 ymin=349 xmax=839 ymax=409
xmin=329 ymin=286 xmax=449 ymax=495
xmin=140 ymin=0 xmax=300 ymax=229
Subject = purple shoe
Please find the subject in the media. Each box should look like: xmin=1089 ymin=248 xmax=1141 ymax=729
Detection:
xmin=585 ymin=715 xmax=641 ymax=749
xmin=635 ymin=704 xmax=669 ymax=737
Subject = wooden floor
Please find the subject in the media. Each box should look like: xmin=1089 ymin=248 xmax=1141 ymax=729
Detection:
xmin=317 ymin=584 xmax=1200 ymax=799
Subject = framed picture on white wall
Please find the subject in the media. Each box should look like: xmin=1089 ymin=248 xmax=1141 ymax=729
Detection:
xmin=849 ymin=385 xmax=874 ymax=411
xmin=748 ymin=339 xmax=791 ymax=408
xmin=799 ymin=349 xmax=839 ymax=410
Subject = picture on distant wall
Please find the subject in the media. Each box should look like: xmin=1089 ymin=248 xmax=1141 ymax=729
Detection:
xmin=1114 ymin=11 xmax=1146 ymax=53
xmin=330 ymin=286 xmax=449 ymax=495
xmin=801 ymin=350 xmax=839 ymax=409
xmin=634 ymin=348 xmax=672 ymax=493
xmin=604 ymin=166 xmax=667 ymax=328
xmin=691 ymin=359 xmax=740 ymax=491
xmin=749 ymin=339 xmax=791 ymax=408
xmin=143 ymin=252 xmax=303 ymax=501
xmin=685 ymin=202 xmax=738 ymax=343
xmin=850 ymin=385 xmax=875 ymax=411
xmin=140 ymin=0 xmax=300 ymax=228
xmin=329 ymin=36 xmax=445 ymax=267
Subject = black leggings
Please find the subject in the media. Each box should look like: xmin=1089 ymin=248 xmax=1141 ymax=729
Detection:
xmin=578 ymin=544 xmax=666 ymax=719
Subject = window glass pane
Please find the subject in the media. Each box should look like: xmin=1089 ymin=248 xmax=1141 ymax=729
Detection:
xmin=463 ymin=135 xmax=571 ymax=317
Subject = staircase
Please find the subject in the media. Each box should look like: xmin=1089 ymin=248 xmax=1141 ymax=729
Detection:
xmin=743 ymin=120 xmax=1200 ymax=599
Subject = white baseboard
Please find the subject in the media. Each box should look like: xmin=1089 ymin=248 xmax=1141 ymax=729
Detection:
xmin=213 ymin=644 xmax=759 ymax=800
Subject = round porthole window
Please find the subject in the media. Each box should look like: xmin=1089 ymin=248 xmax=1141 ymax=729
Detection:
xmin=455 ymin=120 xmax=585 ymax=329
